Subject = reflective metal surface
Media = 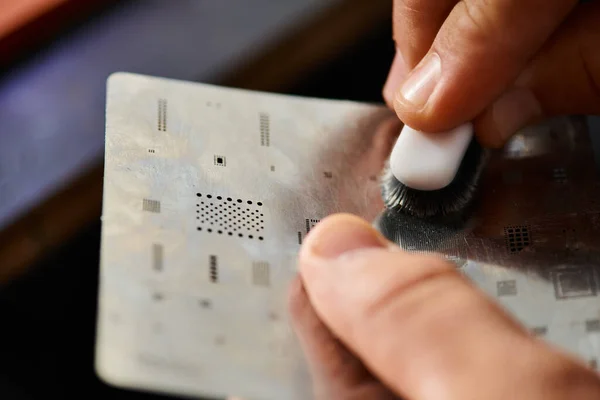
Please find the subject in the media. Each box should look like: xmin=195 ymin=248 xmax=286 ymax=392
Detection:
xmin=97 ymin=73 xmax=600 ymax=400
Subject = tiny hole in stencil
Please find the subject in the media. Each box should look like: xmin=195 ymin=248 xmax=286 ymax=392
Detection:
xmin=199 ymin=299 xmax=212 ymax=308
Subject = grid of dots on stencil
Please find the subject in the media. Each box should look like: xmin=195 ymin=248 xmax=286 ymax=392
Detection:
xmin=195 ymin=193 xmax=265 ymax=240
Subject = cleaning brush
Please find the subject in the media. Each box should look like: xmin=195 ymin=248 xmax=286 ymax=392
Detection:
xmin=381 ymin=122 xmax=488 ymax=218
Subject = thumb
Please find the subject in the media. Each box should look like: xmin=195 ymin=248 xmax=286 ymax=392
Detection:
xmin=476 ymin=2 xmax=600 ymax=147
xmin=299 ymin=214 xmax=600 ymax=400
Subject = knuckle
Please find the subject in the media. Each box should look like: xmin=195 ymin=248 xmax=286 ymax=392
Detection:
xmin=395 ymin=0 xmax=426 ymax=18
xmin=456 ymin=0 xmax=501 ymax=44
xmin=452 ymin=0 xmax=521 ymax=57
xmin=392 ymin=0 xmax=430 ymax=43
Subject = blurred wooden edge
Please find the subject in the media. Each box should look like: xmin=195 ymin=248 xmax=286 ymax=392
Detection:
xmin=0 ymin=0 xmax=68 ymax=38
xmin=0 ymin=166 xmax=104 ymax=284
xmin=0 ymin=0 xmax=118 ymax=69
xmin=0 ymin=0 xmax=392 ymax=285
xmin=227 ymin=0 xmax=391 ymax=92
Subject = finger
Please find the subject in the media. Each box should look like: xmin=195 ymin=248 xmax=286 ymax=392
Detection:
xmin=383 ymin=52 xmax=410 ymax=108
xmin=475 ymin=2 xmax=600 ymax=147
xmin=287 ymin=276 xmax=396 ymax=400
xmin=383 ymin=0 xmax=456 ymax=106
xmin=300 ymin=214 xmax=600 ymax=400
xmin=393 ymin=0 xmax=578 ymax=134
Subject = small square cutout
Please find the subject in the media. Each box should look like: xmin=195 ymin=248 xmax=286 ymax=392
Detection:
xmin=531 ymin=326 xmax=547 ymax=336
xmin=552 ymin=268 xmax=597 ymax=300
xmin=497 ymin=280 xmax=517 ymax=297
xmin=585 ymin=319 xmax=600 ymax=333
xmin=214 ymin=155 xmax=227 ymax=167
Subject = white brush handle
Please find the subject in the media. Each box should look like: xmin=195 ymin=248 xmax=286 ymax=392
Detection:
xmin=389 ymin=123 xmax=474 ymax=191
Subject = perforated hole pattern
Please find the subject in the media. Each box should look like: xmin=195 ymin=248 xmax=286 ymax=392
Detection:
xmin=196 ymin=193 xmax=265 ymax=240
xmin=504 ymin=225 xmax=530 ymax=253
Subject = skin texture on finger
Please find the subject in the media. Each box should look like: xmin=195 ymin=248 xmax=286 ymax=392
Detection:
xmin=287 ymin=277 xmax=397 ymax=400
xmin=383 ymin=0 xmax=456 ymax=106
xmin=393 ymin=0 xmax=457 ymax=68
xmin=383 ymin=52 xmax=410 ymax=108
xmin=394 ymin=0 xmax=578 ymax=134
xmin=300 ymin=214 xmax=600 ymax=400
xmin=475 ymin=2 xmax=600 ymax=147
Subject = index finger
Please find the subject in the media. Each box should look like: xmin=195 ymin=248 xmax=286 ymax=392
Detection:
xmin=384 ymin=0 xmax=456 ymax=105
xmin=393 ymin=0 xmax=456 ymax=68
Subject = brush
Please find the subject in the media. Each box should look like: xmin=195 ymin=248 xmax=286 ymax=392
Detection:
xmin=381 ymin=122 xmax=488 ymax=218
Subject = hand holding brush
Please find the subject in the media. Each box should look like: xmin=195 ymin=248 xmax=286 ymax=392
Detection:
xmin=381 ymin=0 xmax=600 ymax=218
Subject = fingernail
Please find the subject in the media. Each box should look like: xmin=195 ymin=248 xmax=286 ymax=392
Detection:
xmin=383 ymin=51 xmax=409 ymax=106
xmin=397 ymin=52 xmax=441 ymax=110
xmin=491 ymin=88 xmax=542 ymax=142
xmin=307 ymin=215 xmax=388 ymax=259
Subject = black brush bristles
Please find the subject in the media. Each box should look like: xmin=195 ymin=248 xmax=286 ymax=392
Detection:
xmin=381 ymin=138 xmax=488 ymax=218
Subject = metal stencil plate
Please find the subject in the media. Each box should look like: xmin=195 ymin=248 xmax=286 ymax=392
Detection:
xmin=96 ymin=72 xmax=600 ymax=400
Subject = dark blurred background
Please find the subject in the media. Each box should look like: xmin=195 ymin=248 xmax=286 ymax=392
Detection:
xmin=0 ymin=1 xmax=394 ymax=398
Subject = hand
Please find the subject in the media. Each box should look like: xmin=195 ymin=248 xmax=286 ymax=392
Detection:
xmin=294 ymin=214 xmax=600 ymax=399
xmin=382 ymin=0 xmax=600 ymax=148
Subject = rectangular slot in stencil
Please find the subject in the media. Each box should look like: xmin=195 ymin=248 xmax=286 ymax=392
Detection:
xmin=209 ymin=255 xmax=218 ymax=283
xmin=142 ymin=199 xmax=161 ymax=213
xmin=259 ymin=113 xmax=270 ymax=146
xmin=152 ymin=244 xmax=163 ymax=271
xmin=586 ymin=319 xmax=600 ymax=333
xmin=158 ymin=99 xmax=167 ymax=131
xmin=252 ymin=262 xmax=270 ymax=287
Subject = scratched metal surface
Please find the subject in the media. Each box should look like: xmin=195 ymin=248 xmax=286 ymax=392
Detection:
xmin=97 ymin=73 xmax=600 ymax=400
